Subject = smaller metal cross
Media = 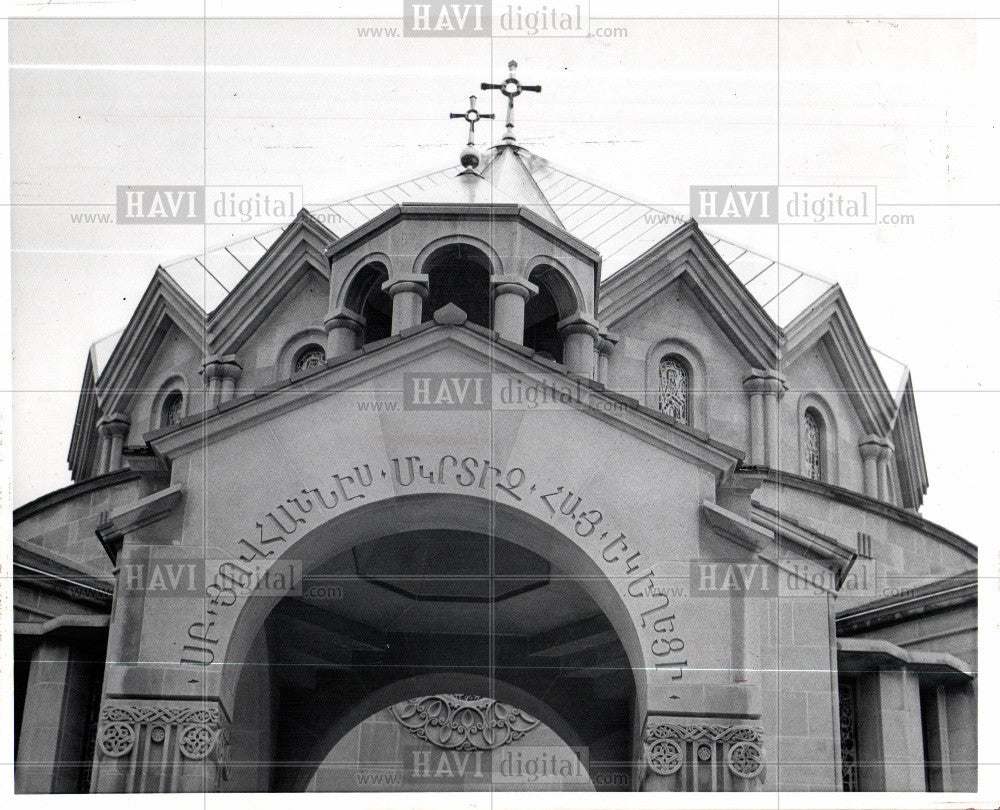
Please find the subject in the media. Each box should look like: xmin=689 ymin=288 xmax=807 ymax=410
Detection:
xmin=449 ymin=94 xmax=495 ymax=146
xmin=481 ymin=60 xmax=542 ymax=142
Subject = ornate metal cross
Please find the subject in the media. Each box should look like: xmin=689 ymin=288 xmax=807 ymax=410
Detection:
xmin=449 ymin=94 xmax=495 ymax=146
xmin=481 ymin=60 xmax=542 ymax=142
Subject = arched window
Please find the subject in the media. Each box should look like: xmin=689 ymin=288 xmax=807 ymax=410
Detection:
xmin=803 ymin=407 xmax=824 ymax=481
xmin=657 ymin=355 xmax=691 ymax=424
xmin=293 ymin=344 xmax=326 ymax=374
xmin=160 ymin=390 xmax=184 ymax=428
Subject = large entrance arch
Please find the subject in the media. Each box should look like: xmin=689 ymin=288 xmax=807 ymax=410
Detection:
xmin=223 ymin=494 xmax=641 ymax=791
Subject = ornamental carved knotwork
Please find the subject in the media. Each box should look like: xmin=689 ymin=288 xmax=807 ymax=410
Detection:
xmin=646 ymin=739 xmax=684 ymax=775
xmin=390 ymin=694 xmax=540 ymax=751
xmin=643 ymin=722 xmax=765 ymax=784
xmin=726 ymin=740 xmax=765 ymax=779
xmin=96 ymin=704 xmax=226 ymax=765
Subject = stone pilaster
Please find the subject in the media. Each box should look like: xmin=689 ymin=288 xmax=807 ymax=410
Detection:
xmin=90 ymin=698 xmax=230 ymax=793
xmin=491 ymin=275 xmax=537 ymax=344
xmin=853 ymin=668 xmax=924 ymax=790
xmin=642 ymin=717 xmax=766 ymax=792
xmin=323 ymin=306 xmax=365 ymax=357
xmin=15 ymin=639 xmax=93 ymax=793
xmin=202 ymin=355 xmax=242 ymax=408
xmin=382 ymin=274 xmax=429 ymax=335
xmin=557 ymin=312 xmax=600 ymax=379
xmin=742 ymin=370 xmax=785 ymax=468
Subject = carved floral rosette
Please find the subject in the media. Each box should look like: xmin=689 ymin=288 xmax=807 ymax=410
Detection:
xmin=643 ymin=721 xmax=765 ymax=786
xmin=390 ymin=694 xmax=540 ymax=751
xmin=96 ymin=702 xmax=229 ymax=782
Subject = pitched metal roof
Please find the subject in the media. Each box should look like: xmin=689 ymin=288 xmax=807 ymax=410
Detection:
xmin=92 ymin=144 xmax=894 ymax=382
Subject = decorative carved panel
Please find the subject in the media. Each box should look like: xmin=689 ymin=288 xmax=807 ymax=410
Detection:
xmin=390 ymin=694 xmax=540 ymax=751
xmin=643 ymin=720 xmax=765 ymax=791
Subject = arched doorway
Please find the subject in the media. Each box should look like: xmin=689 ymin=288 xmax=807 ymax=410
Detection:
xmin=222 ymin=495 xmax=641 ymax=792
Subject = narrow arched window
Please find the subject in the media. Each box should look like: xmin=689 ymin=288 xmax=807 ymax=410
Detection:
xmin=160 ymin=390 xmax=184 ymax=428
xmin=804 ymin=407 xmax=824 ymax=481
xmin=293 ymin=344 xmax=326 ymax=373
xmin=657 ymin=355 xmax=690 ymax=424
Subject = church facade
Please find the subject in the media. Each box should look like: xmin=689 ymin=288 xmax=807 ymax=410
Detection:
xmin=12 ymin=79 xmax=977 ymax=794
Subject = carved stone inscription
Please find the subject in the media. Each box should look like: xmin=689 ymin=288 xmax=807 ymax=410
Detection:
xmin=181 ymin=454 xmax=686 ymax=679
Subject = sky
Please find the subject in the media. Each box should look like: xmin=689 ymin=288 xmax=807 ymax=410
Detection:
xmin=5 ymin=4 xmax=1000 ymax=550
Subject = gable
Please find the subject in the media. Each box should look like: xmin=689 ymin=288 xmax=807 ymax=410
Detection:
xmin=96 ymin=268 xmax=207 ymax=414
xmin=124 ymin=320 xmax=205 ymax=444
xmin=235 ymin=268 xmax=330 ymax=391
xmin=780 ymin=338 xmax=868 ymax=492
xmin=783 ymin=287 xmax=896 ymax=436
xmin=598 ymin=222 xmax=780 ymax=369
xmin=207 ymin=210 xmax=335 ymax=354
xmin=607 ymin=275 xmax=753 ymax=452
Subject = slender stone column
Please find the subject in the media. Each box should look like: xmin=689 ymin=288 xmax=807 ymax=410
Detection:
xmin=859 ymin=436 xmax=883 ymax=498
xmin=96 ymin=420 xmax=114 ymax=475
xmin=762 ymin=379 xmax=785 ymax=469
xmin=382 ymin=274 xmax=429 ymax=335
xmin=202 ymin=356 xmax=242 ymax=407
xmin=324 ymin=307 xmax=365 ymax=357
xmin=557 ymin=313 xmax=600 ymax=378
xmin=596 ymin=331 xmax=619 ymax=385
xmin=491 ymin=275 xmax=537 ymax=344
xmin=877 ymin=441 xmax=895 ymax=502
xmin=98 ymin=414 xmax=130 ymax=472
xmin=743 ymin=370 xmax=784 ymax=467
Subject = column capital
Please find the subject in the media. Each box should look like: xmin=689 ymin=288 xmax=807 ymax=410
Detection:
xmin=323 ymin=306 xmax=366 ymax=334
xmin=382 ymin=274 xmax=430 ymax=300
xmin=201 ymin=354 xmax=242 ymax=381
xmin=490 ymin=274 xmax=538 ymax=301
xmin=860 ymin=434 xmax=893 ymax=459
xmin=98 ymin=413 xmax=131 ymax=436
xmin=742 ymin=368 xmax=786 ymax=396
xmin=597 ymin=330 xmax=620 ymax=356
xmin=556 ymin=311 xmax=600 ymax=339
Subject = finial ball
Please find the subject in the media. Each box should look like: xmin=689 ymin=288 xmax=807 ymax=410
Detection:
xmin=460 ymin=145 xmax=481 ymax=169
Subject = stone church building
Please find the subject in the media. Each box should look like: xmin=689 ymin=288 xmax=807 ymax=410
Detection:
xmin=12 ymin=73 xmax=977 ymax=794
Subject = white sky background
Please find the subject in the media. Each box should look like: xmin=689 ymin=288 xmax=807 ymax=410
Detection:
xmin=5 ymin=1 xmax=1000 ymax=550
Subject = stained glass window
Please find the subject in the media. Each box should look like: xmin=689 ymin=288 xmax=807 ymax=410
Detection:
xmin=657 ymin=355 xmax=690 ymax=424
xmin=804 ymin=408 xmax=823 ymax=481
xmin=294 ymin=345 xmax=326 ymax=373
xmin=161 ymin=390 xmax=183 ymax=428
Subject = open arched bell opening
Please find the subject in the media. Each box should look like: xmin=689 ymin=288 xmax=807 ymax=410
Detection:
xmin=343 ymin=262 xmax=392 ymax=346
xmin=222 ymin=496 xmax=640 ymax=793
xmin=524 ymin=266 xmax=577 ymax=364
xmin=421 ymin=244 xmax=492 ymax=329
